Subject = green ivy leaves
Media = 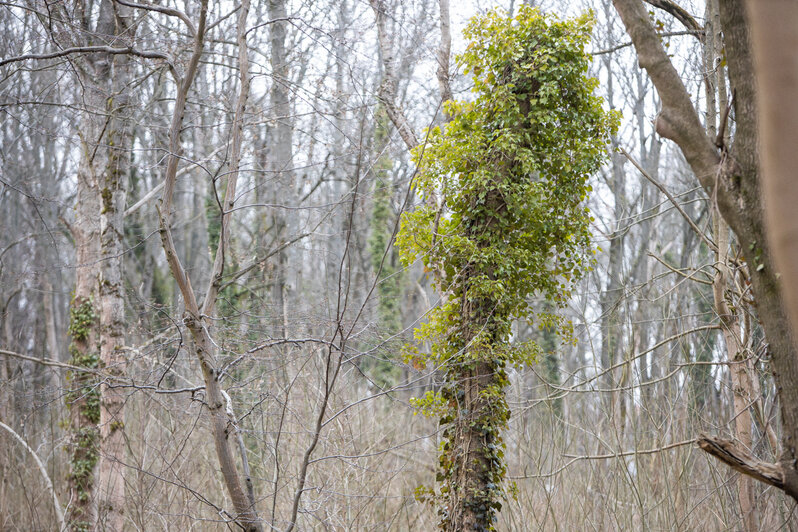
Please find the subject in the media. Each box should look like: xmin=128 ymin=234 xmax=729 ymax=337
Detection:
xmin=398 ymin=5 xmax=615 ymax=529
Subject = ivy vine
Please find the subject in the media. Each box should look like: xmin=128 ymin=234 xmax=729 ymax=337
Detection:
xmin=66 ymin=295 xmax=100 ymax=528
xmin=397 ymin=7 xmax=617 ymax=529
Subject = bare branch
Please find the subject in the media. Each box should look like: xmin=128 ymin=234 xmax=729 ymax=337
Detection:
xmin=0 ymin=348 xmax=97 ymax=373
xmin=620 ymin=146 xmax=717 ymax=252
xmin=697 ymin=435 xmax=794 ymax=495
xmin=113 ymin=0 xmax=197 ymax=36
xmin=510 ymin=439 xmax=696 ymax=480
xmin=591 ymin=30 xmax=703 ymax=55
xmin=436 ymin=0 xmax=452 ymax=106
xmin=369 ymin=0 xmax=420 ymax=150
xmin=200 ymin=0 xmax=251 ymax=317
xmin=565 ymin=438 xmax=697 ymax=460
xmin=643 ymin=0 xmax=704 ymax=36
xmin=613 ymin=0 xmax=720 ymax=190
xmin=0 ymin=45 xmax=173 ymax=72
xmin=0 ymin=422 xmax=66 ymax=532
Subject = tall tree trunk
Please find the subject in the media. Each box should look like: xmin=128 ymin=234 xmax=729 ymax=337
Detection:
xmin=36 ymin=2 xmax=136 ymax=527
xmin=444 ymin=239 xmax=508 ymax=531
xmin=746 ymin=1 xmax=798 ymax=356
xmin=66 ymin=93 xmax=102 ymax=529
xmin=267 ymin=0 xmax=294 ymax=338
xmin=713 ymin=215 xmax=757 ymax=530
xmin=614 ymin=0 xmax=798 ymax=500
xmin=97 ymin=3 xmax=135 ymax=528
xmin=446 ymin=361 xmax=504 ymax=532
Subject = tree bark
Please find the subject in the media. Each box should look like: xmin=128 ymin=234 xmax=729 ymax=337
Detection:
xmin=370 ymin=0 xmax=420 ymax=151
xmin=746 ymin=1 xmax=798 ymax=375
xmin=34 ymin=2 xmax=137 ymax=527
xmin=713 ymin=215 xmax=757 ymax=530
xmin=266 ymin=0 xmax=294 ymax=338
xmin=445 ymin=361 xmax=503 ymax=532
xmin=613 ymin=0 xmax=798 ymax=501
xmin=97 ymin=1 xmax=135 ymax=527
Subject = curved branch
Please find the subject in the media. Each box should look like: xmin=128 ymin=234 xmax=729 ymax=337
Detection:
xmin=643 ymin=0 xmax=704 ymax=36
xmin=620 ymin=146 xmax=717 ymax=253
xmin=369 ymin=0 xmax=420 ymax=150
xmin=592 ymin=30 xmax=703 ymax=55
xmin=612 ymin=0 xmax=720 ymax=197
xmin=113 ymin=0 xmax=196 ymax=36
xmin=200 ymin=0 xmax=251 ymax=317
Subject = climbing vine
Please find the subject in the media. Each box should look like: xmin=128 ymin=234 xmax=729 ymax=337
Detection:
xmin=66 ymin=296 xmax=100 ymax=531
xmin=367 ymin=105 xmax=404 ymax=388
xmin=397 ymin=7 xmax=616 ymax=529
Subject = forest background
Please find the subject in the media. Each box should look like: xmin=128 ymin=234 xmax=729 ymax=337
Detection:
xmin=1 ymin=0 xmax=796 ymax=530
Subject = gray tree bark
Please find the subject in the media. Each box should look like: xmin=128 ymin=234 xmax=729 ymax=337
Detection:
xmin=36 ymin=0 xmax=133 ymax=525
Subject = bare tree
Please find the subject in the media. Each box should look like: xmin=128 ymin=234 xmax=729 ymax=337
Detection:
xmin=613 ymin=0 xmax=798 ymax=501
xmin=155 ymin=0 xmax=261 ymax=528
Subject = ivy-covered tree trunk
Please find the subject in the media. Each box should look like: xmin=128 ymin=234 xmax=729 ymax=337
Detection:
xmin=58 ymin=2 xmax=119 ymax=526
xmin=398 ymin=7 xmax=615 ymax=529
xmin=446 ymin=360 xmax=506 ymax=531
xmin=40 ymin=2 xmax=136 ymax=528
xmin=444 ymin=208 xmax=511 ymax=531
xmin=66 ymin=294 xmax=100 ymax=530
xmin=365 ymin=107 xmax=404 ymax=387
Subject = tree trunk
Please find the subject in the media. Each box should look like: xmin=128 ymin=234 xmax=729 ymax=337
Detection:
xmin=614 ymin=0 xmax=798 ymax=501
xmin=66 ymin=70 xmax=104 ymax=532
xmin=713 ymin=215 xmax=757 ymax=530
xmin=36 ymin=2 xmax=136 ymax=527
xmin=97 ymin=3 xmax=135 ymax=528
xmin=266 ymin=0 xmax=294 ymax=338
xmin=156 ymin=0 xmax=262 ymax=528
xmin=746 ymin=1 xmax=798 ymax=357
xmin=445 ymin=360 xmax=503 ymax=532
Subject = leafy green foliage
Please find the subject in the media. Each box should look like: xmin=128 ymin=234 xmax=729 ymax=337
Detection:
xmin=68 ymin=297 xmax=97 ymax=342
xmin=397 ymin=6 xmax=616 ymax=528
xmin=66 ymin=295 xmax=101 ymax=522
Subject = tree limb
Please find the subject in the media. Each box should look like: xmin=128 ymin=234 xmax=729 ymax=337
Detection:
xmin=113 ymin=0 xmax=197 ymax=36
xmin=697 ymin=435 xmax=795 ymax=495
xmin=436 ymin=0 xmax=453 ymax=107
xmin=612 ymin=0 xmax=722 ymax=209
xmin=200 ymin=0 xmax=251 ymax=318
xmin=620 ymin=146 xmax=717 ymax=253
xmin=643 ymin=0 xmax=704 ymax=37
xmin=0 ymin=45 xmax=174 ymax=76
xmin=369 ymin=0 xmax=420 ymax=150
xmin=0 ymin=348 xmax=97 ymax=373
xmin=592 ymin=30 xmax=703 ymax=55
